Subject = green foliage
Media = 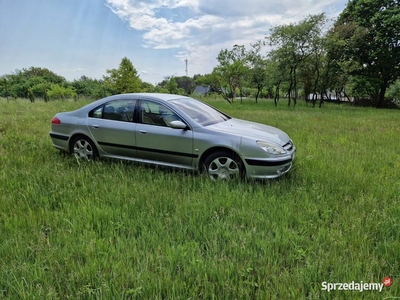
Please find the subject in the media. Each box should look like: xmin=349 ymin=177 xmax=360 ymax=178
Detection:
xmin=332 ymin=0 xmax=400 ymax=107
xmin=194 ymin=73 xmax=217 ymax=90
xmin=247 ymin=41 xmax=268 ymax=102
xmin=46 ymin=84 xmax=77 ymax=100
xmin=72 ymin=76 xmax=108 ymax=99
xmin=104 ymin=57 xmax=142 ymax=94
xmin=165 ymin=77 xmax=179 ymax=94
xmin=156 ymin=76 xmax=191 ymax=95
xmin=1 ymin=98 xmax=399 ymax=299
xmin=153 ymin=86 xmax=170 ymax=94
xmin=29 ymin=79 xmax=50 ymax=101
xmin=22 ymin=66 xmax=66 ymax=84
xmin=216 ymin=45 xmax=249 ymax=103
xmin=175 ymin=76 xmax=196 ymax=95
xmin=0 ymin=76 xmax=10 ymax=99
xmin=1 ymin=0 xmax=399 ymax=109
xmin=140 ymin=81 xmax=155 ymax=93
xmin=28 ymin=89 xmax=35 ymax=102
xmin=386 ymin=80 xmax=400 ymax=100
xmin=268 ymin=14 xmax=327 ymax=106
xmin=0 ymin=67 xmax=67 ymax=99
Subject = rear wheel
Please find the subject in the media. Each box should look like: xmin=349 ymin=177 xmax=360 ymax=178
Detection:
xmin=204 ymin=151 xmax=244 ymax=181
xmin=70 ymin=136 xmax=98 ymax=160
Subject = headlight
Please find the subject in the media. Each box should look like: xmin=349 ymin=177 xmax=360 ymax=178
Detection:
xmin=256 ymin=141 xmax=286 ymax=155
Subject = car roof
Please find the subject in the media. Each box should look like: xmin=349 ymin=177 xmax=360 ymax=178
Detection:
xmin=70 ymin=93 xmax=191 ymax=115
xmin=104 ymin=93 xmax=189 ymax=102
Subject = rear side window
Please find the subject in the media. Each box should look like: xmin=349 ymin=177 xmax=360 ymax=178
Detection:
xmin=89 ymin=99 xmax=137 ymax=122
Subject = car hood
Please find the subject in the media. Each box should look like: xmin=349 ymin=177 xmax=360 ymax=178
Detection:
xmin=207 ymin=118 xmax=290 ymax=145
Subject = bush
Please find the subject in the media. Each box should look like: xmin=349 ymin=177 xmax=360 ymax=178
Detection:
xmin=46 ymin=84 xmax=77 ymax=100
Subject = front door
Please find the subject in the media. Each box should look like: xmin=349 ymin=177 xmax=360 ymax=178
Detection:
xmin=135 ymin=100 xmax=194 ymax=167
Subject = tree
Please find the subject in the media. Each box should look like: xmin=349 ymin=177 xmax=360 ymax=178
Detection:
xmin=247 ymin=40 xmax=267 ymax=103
xmin=216 ymin=45 xmax=248 ymax=103
xmin=268 ymin=14 xmax=327 ymax=106
xmin=0 ymin=77 xmax=9 ymax=100
xmin=193 ymin=72 xmax=224 ymax=96
xmin=22 ymin=67 xmax=66 ymax=85
xmin=175 ymin=76 xmax=196 ymax=95
xmin=141 ymin=81 xmax=155 ymax=93
xmin=298 ymin=19 xmax=328 ymax=107
xmin=46 ymin=84 xmax=77 ymax=100
xmin=29 ymin=80 xmax=50 ymax=101
xmin=386 ymin=80 xmax=400 ymax=101
xmin=332 ymin=0 xmax=400 ymax=107
xmin=0 ymin=67 xmax=67 ymax=99
xmin=72 ymin=76 xmax=108 ymax=99
xmin=165 ymin=77 xmax=179 ymax=94
xmin=104 ymin=57 xmax=142 ymax=94
xmin=323 ymin=25 xmax=354 ymax=103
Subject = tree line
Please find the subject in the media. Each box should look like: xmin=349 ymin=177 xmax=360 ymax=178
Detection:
xmin=0 ymin=59 xmax=198 ymax=102
xmin=199 ymin=0 xmax=400 ymax=108
xmin=0 ymin=0 xmax=399 ymax=108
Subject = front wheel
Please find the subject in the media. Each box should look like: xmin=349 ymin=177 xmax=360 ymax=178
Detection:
xmin=204 ymin=151 xmax=244 ymax=181
xmin=70 ymin=136 xmax=98 ymax=160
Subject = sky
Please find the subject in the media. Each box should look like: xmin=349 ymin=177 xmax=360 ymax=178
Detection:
xmin=0 ymin=0 xmax=348 ymax=85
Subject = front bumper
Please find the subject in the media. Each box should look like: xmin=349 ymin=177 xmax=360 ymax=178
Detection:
xmin=244 ymin=151 xmax=295 ymax=179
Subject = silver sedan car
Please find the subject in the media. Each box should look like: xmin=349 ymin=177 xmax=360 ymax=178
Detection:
xmin=50 ymin=93 xmax=296 ymax=180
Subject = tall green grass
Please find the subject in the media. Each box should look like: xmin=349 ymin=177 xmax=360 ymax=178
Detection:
xmin=0 ymin=98 xmax=399 ymax=299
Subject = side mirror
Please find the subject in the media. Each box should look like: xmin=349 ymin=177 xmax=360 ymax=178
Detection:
xmin=170 ymin=120 xmax=188 ymax=129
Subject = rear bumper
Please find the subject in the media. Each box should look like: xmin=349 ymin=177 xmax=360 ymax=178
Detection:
xmin=49 ymin=132 xmax=70 ymax=152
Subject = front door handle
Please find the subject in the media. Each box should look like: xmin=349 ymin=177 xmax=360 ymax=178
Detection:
xmin=139 ymin=130 xmax=147 ymax=134
xmin=92 ymin=125 xmax=99 ymax=129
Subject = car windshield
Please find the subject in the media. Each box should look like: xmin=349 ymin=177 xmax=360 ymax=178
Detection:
xmin=171 ymin=98 xmax=230 ymax=126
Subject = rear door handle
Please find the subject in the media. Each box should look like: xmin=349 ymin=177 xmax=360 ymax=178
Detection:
xmin=92 ymin=125 xmax=99 ymax=129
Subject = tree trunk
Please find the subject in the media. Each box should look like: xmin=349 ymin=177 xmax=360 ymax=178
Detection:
xmin=220 ymin=92 xmax=232 ymax=104
xmin=274 ymin=86 xmax=279 ymax=107
xmin=293 ymin=66 xmax=297 ymax=106
xmin=319 ymin=90 xmax=325 ymax=108
xmin=288 ymin=67 xmax=293 ymax=106
xmin=4 ymin=80 xmax=8 ymax=101
xmin=255 ymin=86 xmax=260 ymax=103
xmin=377 ymin=81 xmax=387 ymax=108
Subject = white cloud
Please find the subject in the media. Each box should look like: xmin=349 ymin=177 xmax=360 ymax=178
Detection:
xmin=105 ymin=0 xmax=347 ymax=78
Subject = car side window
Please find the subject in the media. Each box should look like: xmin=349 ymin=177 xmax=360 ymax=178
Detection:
xmin=140 ymin=100 xmax=180 ymax=127
xmin=89 ymin=99 xmax=137 ymax=122
xmin=90 ymin=106 xmax=103 ymax=118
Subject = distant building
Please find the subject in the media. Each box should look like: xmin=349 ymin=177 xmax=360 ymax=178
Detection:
xmin=193 ymin=85 xmax=211 ymax=96
xmin=307 ymin=91 xmax=352 ymax=102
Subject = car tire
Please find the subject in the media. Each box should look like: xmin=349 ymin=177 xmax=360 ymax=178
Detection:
xmin=70 ymin=135 xmax=98 ymax=160
xmin=204 ymin=151 xmax=244 ymax=181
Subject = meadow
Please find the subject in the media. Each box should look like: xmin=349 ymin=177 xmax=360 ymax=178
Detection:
xmin=0 ymin=97 xmax=399 ymax=299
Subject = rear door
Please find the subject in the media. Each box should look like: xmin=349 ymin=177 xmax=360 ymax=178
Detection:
xmin=87 ymin=98 xmax=138 ymax=157
xmin=135 ymin=100 xmax=194 ymax=167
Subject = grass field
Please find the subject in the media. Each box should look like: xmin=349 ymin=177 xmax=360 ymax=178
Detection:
xmin=0 ymin=97 xmax=399 ymax=299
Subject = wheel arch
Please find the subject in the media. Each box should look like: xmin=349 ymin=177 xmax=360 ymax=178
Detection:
xmin=199 ymin=146 xmax=245 ymax=172
xmin=68 ymin=133 xmax=96 ymax=154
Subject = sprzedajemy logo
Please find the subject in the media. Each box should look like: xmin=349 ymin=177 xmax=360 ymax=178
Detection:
xmin=321 ymin=277 xmax=392 ymax=293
